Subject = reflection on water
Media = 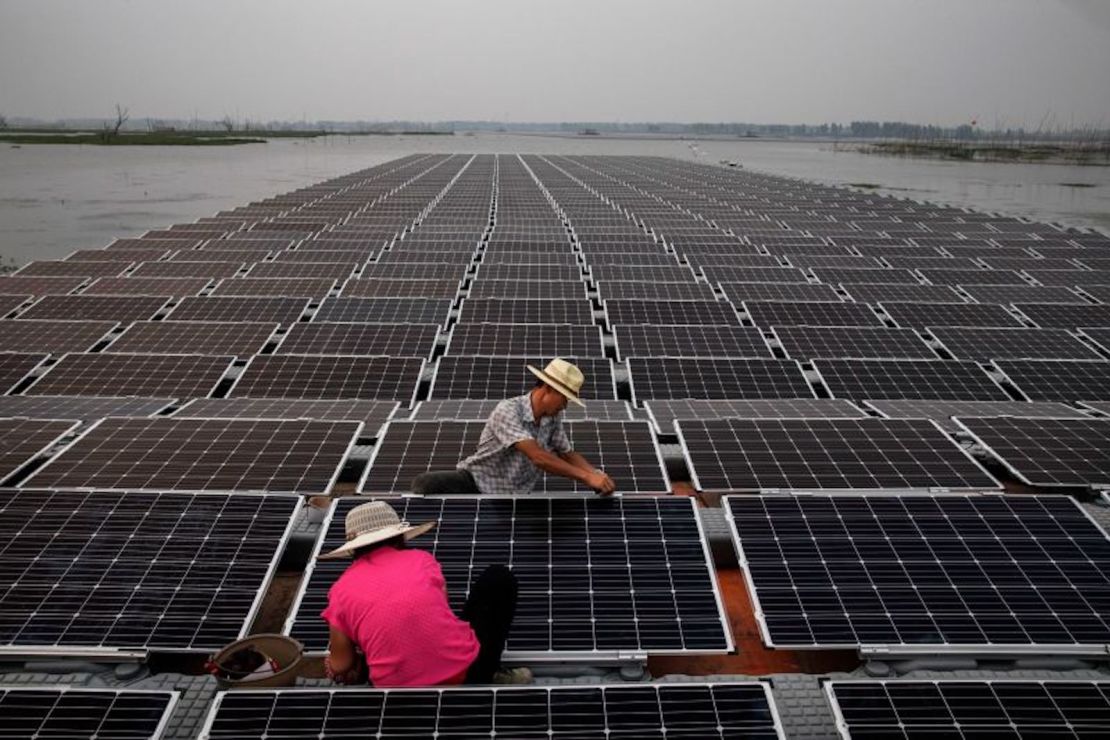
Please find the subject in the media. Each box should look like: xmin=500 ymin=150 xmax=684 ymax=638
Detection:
xmin=0 ymin=133 xmax=1107 ymax=266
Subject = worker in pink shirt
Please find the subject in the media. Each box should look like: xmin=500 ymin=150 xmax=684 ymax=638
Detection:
xmin=319 ymin=500 xmax=530 ymax=686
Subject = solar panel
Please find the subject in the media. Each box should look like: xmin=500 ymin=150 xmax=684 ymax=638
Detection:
xmin=201 ymin=682 xmax=782 ymax=739
xmin=411 ymin=399 xmax=633 ymax=421
xmin=957 ymin=416 xmax=1110 ymax=487
xmin=839 ymin=283 xmax=967 ymax=304
xmin=0 ymin=687 xmax=178 ymax=739
xmin=702 ymin=266 xmax=809 ymax=284
xmin=430 ymin=356 xmax=616 ymax=399
xmin=0 ymin=489 xmax=298 ymax=652
xmin=132 ymin=261 xmax=243 ymax=279
xmin=18 ymin=295 xmax=169 ymax=322
xmin=313 ymin=297 xmax=452 ymax=326
xmin=246 ymin=262 xmax=356 ymax=280
xmin=447 ymin=323 xmax=605 ymax=357
xmin=628 ymin=357 xmax=813 ymax=402
xmin=167 ymin=296 xmax=309 ymax=324
xmin=0 ymin=352 xmax=48 ymax=393
xmin=811 ymin=268 xmax=921 ymax=284
xmin=0 ymin=320 xmax=117 ymax=353
xmin=0 ymin=276 xmax=86 ymax=296
xmin=231 ymin=355 xmax=423 ymax=402
xmin=82 ymin=276 xmax=211 ymax=298
xmin=773 ymin=326 xmax=937 ymax=360
xmin=0 ymin=395 xmax=174 ymax=422
xmin=1014 ymin=303 xmax=1110 ymax=329
xmin=614 ymin=324 xmax=772 ymax=359
xmin=468 ymin=279 xmax=587 ymax=300
xmin=644 ymin=398 xmax=866 ymax=434
xmin=17 ymin=261 xmax=128 ymax=278
xmin=26 ymin=353 xmax=232 ymax=398
xmin=459 ymin=298 xmax=595 ymax=325
xmin=826 ymin=680 xmax=1110 ymax=739
xmin=0 ymin=418 xmax=79 ymax=484
xmin=0 ymin=294 xmax=30 ymax=316
xmin=729 ymin=493 xmax=1110 ymax=649
xmin=605 ymin=300 xmax=739 ymax=326
xmin=275 ymin=322 xmax=438 ymax=358
xmin=864 ymin=399 xmax=1089 ymax=431
xmin=680 ymin=418 xmax=998 ymax=491
xmin=360 ymin=420 xmax=669 ymax=494
xmin=287 ymin=496 xmax=728 ymax=656
xmin=341 ymin=278 xmax=461 ymax=298
xmin=958 ymin=284 xmax=1086 ymax=305
xmin=272 ymin=248 xmax=370 ymax=263
xmin=744 ymin=301 xmax=882 ymax=327
xmin=814 ymin=358 xmax=1010 ymax=400
xmin=175 ymin=398 xmax=398 ymax=435
xmin=1077 ymin=284 xmax=1110 ymax=303
xmin=25 ymin=417 xmax=360 ymax=493
xmin=1027 ymin=269 xmax=1110 ymax=287
xmin=595 ymin=281 xmax=717 ymax=302
xmin=589 ymin=264 xmax=697 ymax=282
xmin=479 ymin=263 xmax=583 ymax=281
xmin=719 ymin=282 xmax=842 ymax=304
xmin=106 ymin=321 xmax=278 ymax=355
xmin=930 ymin=326 xmax=1102 ymax=361
xmin=993 ymin=359 xmax=1110 ymax=402
xmin=921 ymin=268 xmax=1027 ymax=286
xmin=1079 ymin=327 xmax=1110 ymax=354
xmin=210 ymin=278 xmax=336 ymax=299
xmin=360 ymin=263 xmax=467 ymax=280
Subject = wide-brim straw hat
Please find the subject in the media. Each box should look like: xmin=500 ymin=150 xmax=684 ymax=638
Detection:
xmin=527 ymin=357 xmax=586 ymax=407
xmin=318 ymin=501 xmax=435 ymax=560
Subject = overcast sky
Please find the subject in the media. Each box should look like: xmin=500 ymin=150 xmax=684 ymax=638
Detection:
xmin=2 ymin=0 xmax=1108 ymax=127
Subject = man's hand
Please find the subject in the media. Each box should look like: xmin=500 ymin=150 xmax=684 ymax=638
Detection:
xmin=586 ymin=470 xmax=617 ymax=496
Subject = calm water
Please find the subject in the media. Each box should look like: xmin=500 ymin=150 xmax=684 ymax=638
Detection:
xmin=1 ymin=133 xmax=1107 ymax=266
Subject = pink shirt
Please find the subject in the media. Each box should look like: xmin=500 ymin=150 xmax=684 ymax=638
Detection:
xmin=321 ymin=547 xmax=480 ymax=687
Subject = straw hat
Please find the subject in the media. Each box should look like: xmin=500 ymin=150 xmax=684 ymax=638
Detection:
xmin=527 ymin=358 xmax=586 ymax=407
xmin=318 ymin=501 xmax=435 ymax=560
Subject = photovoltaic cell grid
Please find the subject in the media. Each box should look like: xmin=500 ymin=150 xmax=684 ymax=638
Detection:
xmin=881 ymin=302 xmax=1024 ymax=329
xmin=167 ymin=296 xmax=309 ymax=324
xmin=0 ymin=395 xmax=174 ymax=423
xmin=643 ymin=399 xmax=867 ymax=434
xmin=24 ymin=417 xmax=361 ymax=493
xmin=447 ymin=324 xmax=605 ymax=357
xmin=0 ymin=295 xmax=30 ymax=315
xmin=275 ymin=322 xmax=439 ymax=357
xmin=864 ymin=399 xmax=1088 ymax=432
xmin=106 ymin=322 xmax=278 ymax=355
xmin=172 ymin=397 xmax=397 ymax=435
xmin=827 ymin=680 xmax=1110 ymax=740
xmin=813 ymin=359 xmax=1010 ymax=401
xmin=341 ymin=278 xmax=462 ymax=299
xmin=410 ymin=399 xmax=633 ymax=422
xmin=467 ymin=280 xmax=587 ymax=300
xmin=0 ymin=418 xmax=78 ymax=484
xmin=604 ymin=300 xmax=739 ymax=326
xmin=431 ymin=356 xmax=615 ymax=400
xmin=628 ymin=358 xmax=813 ymax=401
xmin=773 ymin=326 xmax=937 ymax=360
xmin=1015 ymin=303 xmax=1110 ymax=329
xmin=596 ymin=281 xmax=718 ymax=301
xmin=840 ymin=283 xmax=966 ymax=304
xmin=200 ymin=683 xmax=781 ymax=739
xmin=459 ymin=298 xmax=594 ymax=325
xmin=17 ymin=295 xmax=170 ymax=322
xmin=680 ymin=418 xmax=999 ymax=491
xmin=957 ymin=416 xmax=1110 ymax=488
xmin=961 ymin=284 xmax=1089 ymax=305
xmin=727 ymin=494 xmax=1110 ymax=650
xmin=743 ymin=301 xmax=883 ymax=328
xmin=994 ymin=359 xmax=1110 ymax=402
xmin=288 ymin=497 xmax=730 ymax=655
xmin=930 ymin=327 xmax=1102 ymax=361
xmin=719 ymin=282 xmax=842 ymax=304
xmin=314 ymin=298 xmax=453 ymax=326
xmin=0 ymin=352 xmax=47 ymax=393
xmin=0 ymin=320 xmax=118 ymax=353
xmin=82 ymin=276 xmax=211 ymax=298
xmin=360 ymin=420 xmax=668 ymax=494
xmin=0 ymin=489 xmax=298 ymax=652
xmin=0 ymin=688 xmax=178 ymax=740
xmin=230 ymin=356 xmax=423 ymax=402
xmin=614 ymin=325 xmax=772 ymax=359
xmin=26 ymin=353 xmax=233 ymax=398
xmin=211 ymin=278 xmax=336 ymax=299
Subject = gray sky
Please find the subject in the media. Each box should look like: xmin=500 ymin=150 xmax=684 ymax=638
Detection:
xmin=2 ymin=0 xmax=1108 ymax=126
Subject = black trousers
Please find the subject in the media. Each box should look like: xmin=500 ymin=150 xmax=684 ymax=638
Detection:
xmin=463 ymin=565 xmax=519 ymax=684
xmin=411 ymin=469 xmax=481 ymax=495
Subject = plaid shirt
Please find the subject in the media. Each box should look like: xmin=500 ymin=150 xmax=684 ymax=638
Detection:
xmin=458 ymin=394 xmax=571 ymax=495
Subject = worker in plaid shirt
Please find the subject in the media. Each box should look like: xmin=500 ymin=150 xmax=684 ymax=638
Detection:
xmin=412 ymin=358 xmax=617 ymax=496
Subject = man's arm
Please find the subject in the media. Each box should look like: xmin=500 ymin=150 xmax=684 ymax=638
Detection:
xmin=327 ymin=625 xmax=356 ymax=673
xmin=515 ymin=440 xmax=616 ymax=494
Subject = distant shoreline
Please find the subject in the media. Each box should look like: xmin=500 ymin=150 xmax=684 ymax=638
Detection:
xmin=0 ymin=129 xmax=454 ymax=146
